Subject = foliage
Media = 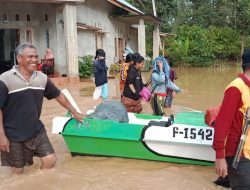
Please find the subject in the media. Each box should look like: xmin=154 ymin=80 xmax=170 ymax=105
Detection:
xmin=166 ymin=25 xmax=241 ymax=66
xmin=109 ymin=63 xmax=120 ymax=72
xmin=78 ymin=55 xmax=94 ymax=78
xmin=141 ymin=56 xmax=152 ymax=72
xmin=127 ymin=0 xmax=250 ymax=66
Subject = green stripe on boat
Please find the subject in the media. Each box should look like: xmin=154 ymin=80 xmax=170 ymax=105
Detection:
xmin=174 ymin=112 xmax=208 ymax=127
xmin=134 ymin=113 xmax=162 ymax=120
xmin=63 ymin=118 xmax=144 ymax=140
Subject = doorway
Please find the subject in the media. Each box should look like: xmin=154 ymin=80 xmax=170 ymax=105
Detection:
xmin=0 ymin=29 xmax=20 ymax=74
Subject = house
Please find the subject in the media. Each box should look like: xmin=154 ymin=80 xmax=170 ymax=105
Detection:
xmin=0 ymin=0 xmax=161 ymax=78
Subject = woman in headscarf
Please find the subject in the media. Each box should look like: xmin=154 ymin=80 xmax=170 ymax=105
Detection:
xmin=45 ymin=48 xmax=54 ymax=60
xmin=39 ymin=49 xmax=55 ymax=72
xmin=150 ymin=56 xmax=187 ymax=116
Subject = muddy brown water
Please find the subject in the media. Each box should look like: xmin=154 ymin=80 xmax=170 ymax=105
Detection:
xmin=0 ymin=67 xmax=240 ymax=190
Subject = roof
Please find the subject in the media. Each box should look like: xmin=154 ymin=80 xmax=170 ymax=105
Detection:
xmin=107 ymin=0 xmax=144 ymax=15
xmin=111 ymin=14 xmax=161 ymax=25
xmin=0 ymin=0 xmax=85 ymax=3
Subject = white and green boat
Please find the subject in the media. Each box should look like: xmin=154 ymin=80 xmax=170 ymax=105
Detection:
xmin=52 ymin=111 xmax=215 ymax=166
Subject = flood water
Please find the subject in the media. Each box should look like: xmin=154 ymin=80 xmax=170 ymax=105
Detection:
xmin=166 ymin=67 xmax=240 ymax=111
xmin=0 ymin=67 xmax=240 ymax=190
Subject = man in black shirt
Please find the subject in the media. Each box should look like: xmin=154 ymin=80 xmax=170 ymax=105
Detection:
xmin=0 ymin=43 xmax=84 ymax=174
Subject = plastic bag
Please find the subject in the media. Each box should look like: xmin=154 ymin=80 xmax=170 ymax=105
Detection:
xmin=139 ymin=87 xmax=152 ymax=102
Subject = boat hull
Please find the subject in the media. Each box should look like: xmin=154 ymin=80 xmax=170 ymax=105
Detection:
xmin=58 ymin=113 xmax=214 ymax=166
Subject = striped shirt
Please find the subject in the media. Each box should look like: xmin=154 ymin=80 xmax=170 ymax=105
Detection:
xmin=0 ymin=66 xmax=60 ymax=141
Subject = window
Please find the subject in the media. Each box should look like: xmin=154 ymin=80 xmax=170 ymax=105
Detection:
xmin=15 ymin=14 xmax=19 ymax=21
xmin=46 ymin=30 xmax=50 ymax=48
xmin=95 ymin=34 xmax=103 ymax=50
xmin=45 ymin=14 xmax=48 ymax=21
xmin=25 ymin=29 xmax=33 ymax=43
xmin=114 ymin=38 xmax=117 ymax=57
xmin=114 ymin=38 xmax=125 ymax=61
xmin=27 ymin=14 xmax=30 ymax=21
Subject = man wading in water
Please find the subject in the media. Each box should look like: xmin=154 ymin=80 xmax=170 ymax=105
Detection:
xmin=213 ymin=48 xmax=250 ymax=189
xmin=0 ymin=43 xmax=84 ymax=174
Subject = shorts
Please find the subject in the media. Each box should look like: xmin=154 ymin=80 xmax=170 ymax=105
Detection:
xmin=226 ymin=157 xmax=250 ymax=190
xmin=1 ymin=129 xmax=55 ymax=168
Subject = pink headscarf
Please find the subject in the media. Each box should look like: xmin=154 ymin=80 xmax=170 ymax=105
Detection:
xmin=45 ymin=48 xmax=54 ymax=60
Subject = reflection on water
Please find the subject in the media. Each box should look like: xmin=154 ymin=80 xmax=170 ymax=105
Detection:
xmin=0 ymin=67 xmax=239 ymax=190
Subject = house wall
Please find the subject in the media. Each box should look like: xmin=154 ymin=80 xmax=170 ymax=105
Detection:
xmin=76 ymin=0 xmax=138 ymax=66
xmin=0 ymin=2 xmax=59 ymax=68
xmin=0 ymin=1 xmax=139 ymax=75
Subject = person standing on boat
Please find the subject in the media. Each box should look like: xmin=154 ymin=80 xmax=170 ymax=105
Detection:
xmin=119 ymin=53 xmax=134 ymax=98
xmin=213 ymin=48 xmax=250 ymax=189
xmin=0 ymin=43 xmax=84 ymax=174
xmin=92 ymin=49 xmax=108 ymax=101
xmin=122 ymin=54 xmax=145 ymax=113
xmin=151 ymin=56 xmax=186 ymax=116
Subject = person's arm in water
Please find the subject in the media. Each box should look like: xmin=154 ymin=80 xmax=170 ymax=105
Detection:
xmin=0 ymin=110 xmax=9 ymax=152
xmin=55 ymin=93 xmax=85 ymax=122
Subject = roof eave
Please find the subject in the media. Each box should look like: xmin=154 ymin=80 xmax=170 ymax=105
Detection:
xmin=107 ymin=0 xmax=143 ymax=15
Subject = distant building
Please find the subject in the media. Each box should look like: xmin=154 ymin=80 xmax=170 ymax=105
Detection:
xmin=0 ymin=0 xmax=161 ymax=77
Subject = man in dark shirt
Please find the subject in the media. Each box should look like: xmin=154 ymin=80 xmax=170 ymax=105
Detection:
xmin=0 ymin=43 xmax=84 ymax=174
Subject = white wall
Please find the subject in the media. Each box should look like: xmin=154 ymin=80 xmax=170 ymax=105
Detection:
xmin=0 ymin=1 xmax=139 ymax=74
xmin=76 ymin=0 xmax=138 ymax=66
xmin=0 ymin=2 xmax=58 ymax=67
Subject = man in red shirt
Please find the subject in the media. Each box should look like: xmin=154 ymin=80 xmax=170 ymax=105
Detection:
xmin=213 ymin=48 xmax=250 ymax=189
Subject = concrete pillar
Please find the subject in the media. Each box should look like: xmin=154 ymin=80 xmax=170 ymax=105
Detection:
xmin=153 ymin=24 xmax=160 ymax=59
xmin=63 ymin=3 xmax=78 ymax=77
xmin=161 ymin=37 xmax=165 ymax=56
xmin=138 ymin=19 xmax=146 ymax=58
